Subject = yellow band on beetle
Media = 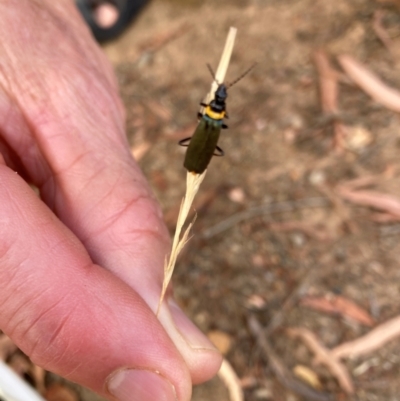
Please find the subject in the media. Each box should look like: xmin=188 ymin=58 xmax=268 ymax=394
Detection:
xmin=205 ymin=106 xmax=225 ymax=120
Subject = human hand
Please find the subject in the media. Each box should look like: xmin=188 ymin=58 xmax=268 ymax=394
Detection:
xmin=0 ymin=1 xmax=222 ymax=400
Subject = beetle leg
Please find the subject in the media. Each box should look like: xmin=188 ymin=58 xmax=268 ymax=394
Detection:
xmin=213 ymin=145 xmax=224 ymax=156
xmin=222 ymin=124 xmax=228 ymax=129
xmin=179 ymin=137 xmax=192 ymax=147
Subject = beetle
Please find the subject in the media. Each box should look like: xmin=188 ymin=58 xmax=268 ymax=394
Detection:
xmin=179 ymin=64 xmax=256 ymax=174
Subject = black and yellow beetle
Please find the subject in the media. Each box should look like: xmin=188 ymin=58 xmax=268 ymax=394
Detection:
xmin=179 ymin=64 xmax=256 ymax=174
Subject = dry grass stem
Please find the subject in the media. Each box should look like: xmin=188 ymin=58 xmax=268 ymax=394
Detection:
xmin=156 ymin=27 xmax=237 ymax=315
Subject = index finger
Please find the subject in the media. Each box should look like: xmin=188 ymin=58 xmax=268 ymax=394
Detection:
xmin=0 ymin=0 xmax=221 ymax=385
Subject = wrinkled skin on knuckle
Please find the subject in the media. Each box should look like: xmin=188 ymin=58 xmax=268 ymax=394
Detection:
xmin=25 ymin=300 xmax=82 ymax=372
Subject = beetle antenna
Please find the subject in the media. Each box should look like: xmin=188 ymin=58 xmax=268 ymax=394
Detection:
xmin=226 ymin=62 xmax=257 ymax=89
xmin=206 ymin=63 xmax=216 ymax=79
xmin=206 ymin=63 xmax=220 ymax=84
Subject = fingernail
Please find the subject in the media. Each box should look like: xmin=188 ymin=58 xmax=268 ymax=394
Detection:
xmin=168 ymin=299 xmax=218 ymax=351
xmin=107 ymin=369 xmax=177 ymax=401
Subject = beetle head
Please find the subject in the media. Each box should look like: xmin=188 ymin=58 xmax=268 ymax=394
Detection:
xmin=215 ymin=84 xmax=228 ymax=103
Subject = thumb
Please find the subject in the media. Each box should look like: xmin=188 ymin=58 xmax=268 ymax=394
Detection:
xmin=0 ymin=163 xmax=191 ymax=401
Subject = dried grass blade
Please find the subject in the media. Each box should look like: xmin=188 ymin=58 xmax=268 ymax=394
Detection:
xmin=156 ymin=27 xmax=238 ymax=316
xmin=156 ymin=173 xmax=204 ymax=315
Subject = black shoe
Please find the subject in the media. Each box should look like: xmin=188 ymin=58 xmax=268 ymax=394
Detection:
xmin=76 ymin=0 xmax=148 ymax=42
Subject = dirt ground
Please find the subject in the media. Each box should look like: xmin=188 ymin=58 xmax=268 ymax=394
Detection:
xmin=8 ymin=0 xmax=400 ymax=400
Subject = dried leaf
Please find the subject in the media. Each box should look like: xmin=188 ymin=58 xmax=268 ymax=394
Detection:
xmin=293 ymin=365 xmax=322 ymax=390
xmin=207 ymin=331 xmax=232 ymax=355
xmin=300 ymin=295 xmax=375 ymax=326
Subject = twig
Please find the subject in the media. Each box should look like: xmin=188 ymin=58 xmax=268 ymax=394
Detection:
xmin=286 ymin=327 xmax=354 ymax=394
xmin=331 ymin=315 xmax=400 ymax=360
xmin=157 ymin=27 xmax=237 ymax=315
xmin=202 ymin=197 xmax=329 ymax=239
xmin=313 ymin=50 xmax=339 ymax=115
xmin=217 ymin=359 xmax=244 ymax=401
xmin=338 ymin=55 xmax=400 ymax=113
xmin=248 ymin=316 xmax=334 ymax=401
xmin=337 ymin=186 xmax=400 ymax=218
xmin=313 ymin=50 xmax=346 ymax=151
